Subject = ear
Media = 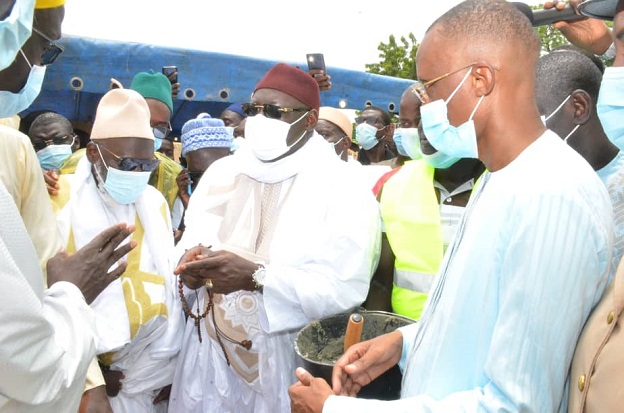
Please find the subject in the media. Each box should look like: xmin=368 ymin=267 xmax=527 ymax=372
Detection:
xmin=86 ymin=141 xmax=99 ymax=164
xmin=306 ymin=109 xmax=319 ymax=130
xmin=471 ymin=63 xmax=496 ymax=97
xmin=570 ymin=89 xmax=591 ymax=125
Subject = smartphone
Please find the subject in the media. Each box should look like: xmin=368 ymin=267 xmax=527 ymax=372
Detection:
xmin=306 ymin=54 xmax=325 ymax=72
xmin=162 ymin=66 xmax=178 ymax=84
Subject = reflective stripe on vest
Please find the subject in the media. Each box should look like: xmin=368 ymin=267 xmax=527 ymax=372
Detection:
xmin=380 ymin=160 xmax=444 ymax=319
xmin=393 ymin=268 xmax=435 ymax=292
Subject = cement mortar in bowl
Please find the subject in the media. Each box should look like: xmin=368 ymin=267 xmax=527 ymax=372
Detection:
xmin=294 ymin=310 xmax=415 ymax=400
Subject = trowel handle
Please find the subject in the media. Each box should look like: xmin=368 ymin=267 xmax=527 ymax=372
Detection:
xmin=344 ymin=313 xmax=364 ymax=352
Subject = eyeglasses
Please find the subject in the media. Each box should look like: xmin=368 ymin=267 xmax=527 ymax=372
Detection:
xmin=397 ymin=119 xmax=420 ymax=129
xmin=153 ymin=122 xmax=172 ymax=140
xmin=32 ymin=27 xmax=64 ymax=66
xmin=354 ymin=116 xmax=382 ymax=126
xmin=412 ymin=63 xmax=476 ymax=104
xmin=241 ymin=103 xmax=308 ymax=120
xmin=97 ymin=144 xmax=161 ymax=172
xmin=32 ymin=135 xmax=76 ymax=152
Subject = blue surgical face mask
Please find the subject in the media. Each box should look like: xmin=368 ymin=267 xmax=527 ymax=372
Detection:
xmin=421 ymin=150 xmax=460 ymax=169
xmin=420 ymin=67 xmax=484 ymax=159
xmin=396 ymin=127 xmax=421 ymax=160
xmin=597 ymin=66 xmax=624 ymax=146
xmin=0 ymin=50 xmax=46 ymax=118
xmin=37 ymin=144 xmax=72 ymax=170
xmin=154 ymin=137 xmax=163 ymax=151
xmin=0 ymin=1 xmax=33 ymax=71
xmin=392 ymin=128 xmax=408 ymax=157
xmin=95 ymin=146 xmax=151 ymax=205
xmin=355 ymin=123 xmax=381 ymax=150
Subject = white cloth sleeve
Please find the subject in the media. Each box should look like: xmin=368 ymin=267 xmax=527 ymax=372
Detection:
xmin=0 ymin=268 xmax=96 ymax=405
xmin=261 ymin=195 xmax=381 ymax=333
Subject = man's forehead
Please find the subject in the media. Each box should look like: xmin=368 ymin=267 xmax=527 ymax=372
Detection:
xmin=361 ymin=108 xmax=382 ymax=117
xmin=33 ymin=7 xmax=64 ymax=39
xmin=31 ymin=121 xmax=70 ymax=135
xmin=316 ymin=119 xmax=342 ymax=133
xmin=416 ymin=30 xmax=453 ymax=78
xmin=252 ymin=88 xmax=301 ymax=106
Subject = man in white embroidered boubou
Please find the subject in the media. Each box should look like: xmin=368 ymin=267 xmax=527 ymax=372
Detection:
xmin=169 ymin=63 xmax=381 ymax=413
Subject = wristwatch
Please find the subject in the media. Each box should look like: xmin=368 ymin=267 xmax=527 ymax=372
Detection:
xmin=251 ymin=264 xmax=266 ymax=291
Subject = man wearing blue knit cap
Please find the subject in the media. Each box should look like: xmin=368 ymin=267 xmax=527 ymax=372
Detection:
xmin=220 ymin=103 xmax=247 ymax=152
xmin=173 ymin=113 xmax=231 ymax=239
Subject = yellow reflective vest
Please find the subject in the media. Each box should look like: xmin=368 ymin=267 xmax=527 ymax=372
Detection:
xmin=380 ymin=159 xmax=444 ymax=320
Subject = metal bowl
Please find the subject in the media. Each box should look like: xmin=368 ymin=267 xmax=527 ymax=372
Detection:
xmin=294 ymin=310 xmax=415 ymax=400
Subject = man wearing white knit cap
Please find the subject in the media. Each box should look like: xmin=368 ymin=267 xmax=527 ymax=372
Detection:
xmin=51 ymin=88 xmax=184 ymax=413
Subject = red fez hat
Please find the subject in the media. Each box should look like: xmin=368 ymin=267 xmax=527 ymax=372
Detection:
xmin=254 ymin=63 xmax=320 ymax=112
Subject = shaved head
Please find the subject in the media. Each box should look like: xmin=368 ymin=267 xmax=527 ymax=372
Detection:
xmin=427 ymin=0 xmax=541 ymax=62
xmin=536 ymin=49 xmax=603 ymax=115
xmin=416 ymin=0 xmax=547 ymax=171
xmin=29 ymin=112 xmax=73 ymax=136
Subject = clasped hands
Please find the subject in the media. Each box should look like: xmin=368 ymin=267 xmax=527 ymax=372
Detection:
xmin=288 ymin=330 xmax=404 ymax=413
xmin=174 ymin=245 xmax=257 ymax=294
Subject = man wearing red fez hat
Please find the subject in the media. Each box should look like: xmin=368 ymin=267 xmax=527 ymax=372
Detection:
xmin=168 ymin=62 xmax=382 ymax=413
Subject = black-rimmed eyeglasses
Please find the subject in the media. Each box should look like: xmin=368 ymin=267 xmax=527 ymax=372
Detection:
xmin=32 ymin=27 xmax=64 ymax=66
xmin=153 ymin=122 xmax=172 ymax=140
xmin=242 ymin=103 xmax=308 ymax=120
xmin=32 ymin=134 xmax=76 ymax=152
xmin=97 ymin=144 xmax=161 ymax=172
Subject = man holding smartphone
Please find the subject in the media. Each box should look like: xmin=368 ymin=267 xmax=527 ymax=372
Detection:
xmin=307 ymin=53 xmax=332 ymax=91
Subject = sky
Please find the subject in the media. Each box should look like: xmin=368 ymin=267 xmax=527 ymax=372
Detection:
xmin=61 ymin=0 xmax=545 ymax=72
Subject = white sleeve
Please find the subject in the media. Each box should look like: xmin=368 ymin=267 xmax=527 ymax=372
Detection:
xmin=261 ymin=185 xmax=382 ymax=333
xmin=0 ymin=247 xmax=97 ymax=406
xmin=326 ymin=188 xmax=612 ymax=412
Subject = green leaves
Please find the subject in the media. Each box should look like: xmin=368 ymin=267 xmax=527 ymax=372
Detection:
xmin=365 ymin=33 xmax=419 ymax=80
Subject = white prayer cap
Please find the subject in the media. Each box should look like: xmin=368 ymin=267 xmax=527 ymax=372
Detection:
xmin=319 ymin=107 xmax=353 ymax=140
xmin=90 ymin=89 xmax=154 ymax=141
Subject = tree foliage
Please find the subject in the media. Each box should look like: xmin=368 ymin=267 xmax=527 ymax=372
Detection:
xmin=366 ymin=6 xmax=613 ymax=78
xmin=365 ymin=33 xmax=419 ymax=80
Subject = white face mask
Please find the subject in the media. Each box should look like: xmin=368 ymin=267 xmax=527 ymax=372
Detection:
xmin=224 ymin=126 xmax=236 ymax=139
xmin=244 ymin=111 xmax=309 ymax=162
xmin=0 ymin=50 xmax=46 ymax=118
xmin=0 ymin=0 xmax=33 ymax=71
xmin=332 ymin=136 xmax=347 ymax=159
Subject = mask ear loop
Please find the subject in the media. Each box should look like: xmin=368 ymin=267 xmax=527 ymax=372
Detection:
xmin=332 ymin=136 xmax=346 ymax=146
xmin=469 ymin=95 xmax=485 ymax=121
xmin=94 ymin=144 xmax=110 ymax=171
xmin=19 ymin=49 xmax=32 ymax=69
xmin=445 ymin=67 xmax=474 ymax=104
xmin=544 ymin=95 xmax=571 ymax=123
xmin=286 ymin=110 xmax=311 ymax=150
xmin=563 ymin=125 xmax=580 ymax=142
